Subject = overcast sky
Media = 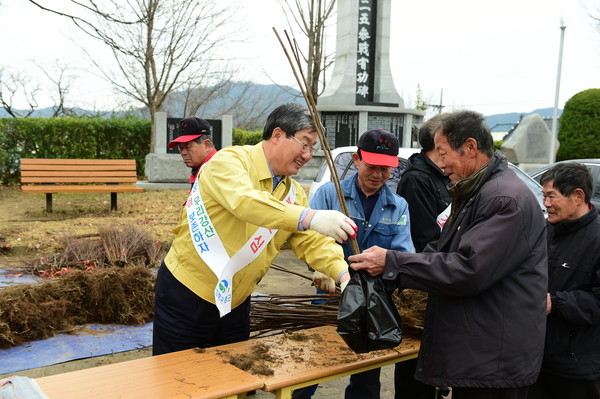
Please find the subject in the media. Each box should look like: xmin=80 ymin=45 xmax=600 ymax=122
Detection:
xmin=0 ymin=0 xmax=598 ymax=116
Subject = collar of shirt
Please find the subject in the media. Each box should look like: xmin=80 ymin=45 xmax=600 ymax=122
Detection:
xmin=266 ymin=160 xmax=282 ymax=192
xmin=355 ymin=179 xmax=381 ymax=222
xmin=188 ymin=148 xmax=218 ymax=185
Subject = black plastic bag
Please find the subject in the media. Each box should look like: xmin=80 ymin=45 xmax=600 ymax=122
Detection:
xmin=337 ymin=269 xmax=403 ymax=353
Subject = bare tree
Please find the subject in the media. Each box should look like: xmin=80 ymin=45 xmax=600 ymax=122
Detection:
xmin=0 ymin=61 xmax=78 ymax=118
xmin=0 ymin=67 xmax=40 ymax=117
xmin=27 ymin=0 xmax=239 ymax=152
xmin=278 ymin=0 xmax=336 ymax=103
xmin=33 ymin=61 xmax=77 ymax=117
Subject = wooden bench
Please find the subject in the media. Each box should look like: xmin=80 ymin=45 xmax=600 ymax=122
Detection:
xmin=20 ymin=158 xmax=144 ymax=212
xmin=35 ymin=325 xmax=419 ymax=399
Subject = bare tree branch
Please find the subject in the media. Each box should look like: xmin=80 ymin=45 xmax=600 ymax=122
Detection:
xmin=277 ymin=0 xmax=336 ymax=102
xmin=32 ymin=61 xmax=77 ymax=117
xmin=27 ymin=0 xmax=241 ymax=152
xmin=0 ymin=67 xmax=40 ymax=117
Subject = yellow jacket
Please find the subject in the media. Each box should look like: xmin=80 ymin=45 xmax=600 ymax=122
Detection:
xmin=164 ymin=142 xmax=347 ymax=309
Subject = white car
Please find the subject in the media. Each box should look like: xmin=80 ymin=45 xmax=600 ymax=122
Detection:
xmin=307 ymin=146 xmax=546 ymax=216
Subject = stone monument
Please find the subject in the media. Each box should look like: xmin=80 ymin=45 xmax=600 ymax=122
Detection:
xmin=144 ymin=112 xmax=232 ymax=183
xmin=501 ymin=114 xmax=559 ymax=173
xmin=317 ymin=0 xmax=424 ymax=148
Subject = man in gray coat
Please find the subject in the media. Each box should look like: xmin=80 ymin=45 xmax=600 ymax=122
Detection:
xmin=349 ymin=110 xmax=548 ymax=399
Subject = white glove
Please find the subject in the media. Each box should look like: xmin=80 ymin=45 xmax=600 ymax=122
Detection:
xmin=312 ymin=271 xmax=336 ymax=293
xmin=309 ymin=210 xmax=357 ymax=243
xmin=340 ymin=279 xmax=349 ymax=293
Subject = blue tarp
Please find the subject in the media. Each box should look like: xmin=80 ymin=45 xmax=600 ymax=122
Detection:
xmin=0 ymin=323 xmax=152 ymax=374
xmin=0 ymin=270 xmax=41 ymax=288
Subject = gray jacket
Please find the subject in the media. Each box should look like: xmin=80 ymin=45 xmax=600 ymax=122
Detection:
xmin=383 ymin=152 xmax=548 ymax=388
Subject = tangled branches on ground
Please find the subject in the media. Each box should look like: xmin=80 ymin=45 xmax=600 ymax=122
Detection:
xmin=0 ymin=266 xmax=155 ymax=349
xmin=32 ymin=224 xmax=168 ymax=277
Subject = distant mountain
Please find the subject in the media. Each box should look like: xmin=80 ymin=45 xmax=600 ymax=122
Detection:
xmin=485 ymin=108 xmax=562 ymax=132
xmin=0 ymin=106 xmax=101 ymax=118
xmin=0 ymin=82 xmax=302 ymax=124
xmin=0 ymin=86 xmax=560 ymax=135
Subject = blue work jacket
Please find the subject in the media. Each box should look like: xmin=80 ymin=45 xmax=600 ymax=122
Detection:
xmin=309 ymin=174 xmax=414 ymax=260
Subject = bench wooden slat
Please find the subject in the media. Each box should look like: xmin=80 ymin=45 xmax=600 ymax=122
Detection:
xmin=22 ymin=176 xmax=138 ymax=184
xmin=21 ymin=165 xmax=138 ymax=172
xmin=20 ymin=158 xmax=136 ymax=166
xmin=21 ymin=171 xmax=138 ymax=177
xmin=21 ymin=185 xmax=143 ymax=193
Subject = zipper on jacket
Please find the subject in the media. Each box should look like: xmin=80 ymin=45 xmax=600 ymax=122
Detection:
xmin=569 ymin=332 xmax=577 ymax=362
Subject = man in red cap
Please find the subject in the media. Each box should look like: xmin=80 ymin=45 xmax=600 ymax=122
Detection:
xmin=167 ymin=116 xmax=217 ymax=186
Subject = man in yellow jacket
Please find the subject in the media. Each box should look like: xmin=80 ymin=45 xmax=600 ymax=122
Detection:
xmin=153 ymin=103 xmax=357 ymax=355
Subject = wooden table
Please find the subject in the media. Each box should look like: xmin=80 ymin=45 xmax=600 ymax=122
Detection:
xmin=36 ymin=348 xmax=263 ymax=399
xmin=203 ymin=325 xmax=420 ymax=399
xmin=36 ymin=325 xmax=419 ymax=399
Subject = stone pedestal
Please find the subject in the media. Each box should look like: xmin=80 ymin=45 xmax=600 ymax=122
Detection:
xmin=318 ymin=105 xmax=422 ymax=149
xmin=144 ymin=153 xmax=190 ymax=183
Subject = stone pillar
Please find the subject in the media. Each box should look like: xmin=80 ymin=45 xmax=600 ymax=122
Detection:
xmin=221 ymin=114 xmax=233 ymax=147
xmin=317 ymin=0 xmax=423 ymax=148
xmin=154 ymin=112 xmax=168 ymax=154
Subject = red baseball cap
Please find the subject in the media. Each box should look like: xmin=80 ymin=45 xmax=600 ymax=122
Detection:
xmin=167 ymin=117 xmax=211 ymax=149
xmin=357 ymin=129 xmax=399 ymax=167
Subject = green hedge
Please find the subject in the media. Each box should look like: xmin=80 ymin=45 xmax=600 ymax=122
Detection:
xmin=0 ymin=118 xmax=265 ymax=184
xmin=232 ymin=128 xmax=262 ymax=146
xmin=0 ymin=117 xmax=152 ymax=184
xmin=557 ymin=88 xmax=600 ymax=161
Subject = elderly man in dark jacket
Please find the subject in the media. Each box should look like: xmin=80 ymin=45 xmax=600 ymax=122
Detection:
xmin=396 ymin=114 xmax=451 ymax=398
xmin=349 ymin=110 xmax=548 ymax=399
xmin=528 ymin=162 xmax=600 ymax=399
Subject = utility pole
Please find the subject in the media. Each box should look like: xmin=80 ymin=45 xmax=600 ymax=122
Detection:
xmin=427 ymin=89 xmax=444 ymax=114
xmin=550 ymin=20 xmax=566 ymax=164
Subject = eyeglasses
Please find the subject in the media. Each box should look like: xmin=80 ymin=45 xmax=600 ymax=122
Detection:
xmin=289 ymin=135 xmax=317 ymax=154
